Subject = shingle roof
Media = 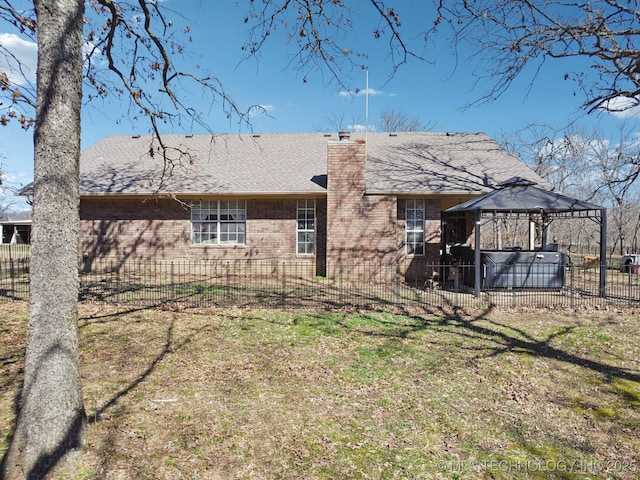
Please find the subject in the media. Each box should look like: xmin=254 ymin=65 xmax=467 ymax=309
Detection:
xmin=79 ymin=131 xmax=548 ymax=196
xmin=0 ymin=211 xmax=31 ymax=223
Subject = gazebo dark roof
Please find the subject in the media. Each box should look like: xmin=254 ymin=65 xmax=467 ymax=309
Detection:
xmin=445 ymin=177 xmax=602 ymax=215
xmin=442 ymin=177 xmax=607 ymax=297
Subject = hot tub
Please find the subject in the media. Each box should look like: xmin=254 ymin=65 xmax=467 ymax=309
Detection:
xmin=481 ymin=250 xmax=568 ymax=289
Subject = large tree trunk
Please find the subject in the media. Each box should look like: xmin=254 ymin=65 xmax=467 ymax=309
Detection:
xmin=1 ymin=0 xmax=86 ymax=478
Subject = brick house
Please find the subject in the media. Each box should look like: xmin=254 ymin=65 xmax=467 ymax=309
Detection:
xmin=79 ymin=131 xmax=545 ymax=280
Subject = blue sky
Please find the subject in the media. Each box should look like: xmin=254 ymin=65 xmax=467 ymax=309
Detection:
xmin=0 ymin=1 xmax=634 ymax=210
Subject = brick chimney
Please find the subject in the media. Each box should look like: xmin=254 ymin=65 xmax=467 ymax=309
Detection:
xmin=326 ymin=134 xmax=365 ymax=265
xmin=325 ymin=133 xmax=399 ymax=271
xmin=327 ymin=133 xmax=365 ymax=196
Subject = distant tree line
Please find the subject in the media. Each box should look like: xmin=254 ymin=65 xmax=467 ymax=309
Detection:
xmin=500 ymin=123 xmax=640 ymax=258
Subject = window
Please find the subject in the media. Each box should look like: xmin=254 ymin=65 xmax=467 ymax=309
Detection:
xmin=297 ymin=199 xmax=315 ymax=255
xmin=191 ymin=199 xmax=246 ymax=245
xmin=405 ymin=199 xmax=425 ymax=255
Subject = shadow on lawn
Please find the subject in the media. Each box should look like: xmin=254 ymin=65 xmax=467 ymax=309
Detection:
xmin=277 ymin=302 xmax=640 ymax=392
xmin=76 ymin=300 xmax=639 ymax=429
xmin=4 ymin=301 xmax=635 ymax=478
xmin=89 ymin=315 xmax=176 ymax=422
xmin=440 ymin=304 xmax=640 ymax=385
xmin=82 ymin=308 xmax=214 ymax=424
xmin=435 ymin=303 xmax=636 ymax=385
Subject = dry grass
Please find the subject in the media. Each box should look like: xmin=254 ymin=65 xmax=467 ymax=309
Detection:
xmin=1 ymin=301 xmax=639 ymax=479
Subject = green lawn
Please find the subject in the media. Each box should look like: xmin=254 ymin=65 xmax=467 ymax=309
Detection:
xmin=1 ymin=302 xmax=639 ymax=479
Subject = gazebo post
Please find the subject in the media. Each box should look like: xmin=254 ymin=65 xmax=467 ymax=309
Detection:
xmin=541 ymin=213 xmax=549 ymax=247
xmin=599 ymin=208 xmax=607 ymax=297
xmin=474 ymin=210 xmax=482 ymax=297
xmin=528 ymin=215 xmax=536 ymax=250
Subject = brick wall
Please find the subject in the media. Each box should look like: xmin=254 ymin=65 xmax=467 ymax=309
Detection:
xmin=80 ymin=138 xmax=448 ymax=282
xmin=326 ymin=139 xmax=400 ymax=277
xmin=325 ymin=138 xmax=444 ymax=281
xmin=80 ymin=196 xmax=321 ymax=268
xmin=399 ymin=198 xmax=442 ymax=281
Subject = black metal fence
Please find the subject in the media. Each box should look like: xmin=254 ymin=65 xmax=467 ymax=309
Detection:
xmin=2 ymin=249 xmax=640 ymax=309
xmin=0 ymin=245 xmax=30 ymax=302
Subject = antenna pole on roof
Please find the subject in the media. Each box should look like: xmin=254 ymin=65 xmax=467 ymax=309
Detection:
xmin=365 ymin=70 xmax=369 ymax=148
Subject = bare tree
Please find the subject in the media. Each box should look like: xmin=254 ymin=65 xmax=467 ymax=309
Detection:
xmin=501 ymin=126 xmax=590 ymax=254
xmin=0 ymin=160 xmax=11 ymax=212
xmin=243 ymin=1 xmax=420 ymax=86
xmin=499 ymin=124 xmax=596 ymax=200
xmin=588 ymin=125 xmax=640 ymax=255
xmin=318 ymin=109 xmax=433 ymax=133
xmin=435 ymin=0 xmax=640 ymax=114
xmin=501 ymin=122 xmax=640 ymax=256
xmin=316 ymin=112 xmax=368 ymax=133
xmin=378 ymin=109 xmax=433 ymax=132
xmin=0 ymin=1 xmax=422 ymax=477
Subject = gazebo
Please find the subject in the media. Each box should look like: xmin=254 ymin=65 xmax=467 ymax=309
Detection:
xmin=442 ymin=177 xmax=607 ymax=297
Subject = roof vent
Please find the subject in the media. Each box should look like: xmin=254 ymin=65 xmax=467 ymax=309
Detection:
xmin=338 ymin=130 xmax=351 ymax=141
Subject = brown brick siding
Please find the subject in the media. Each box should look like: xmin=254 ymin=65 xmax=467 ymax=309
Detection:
xmin=80 ymin=197 xmax=323 ymax=268
xmin=325 ymin=140 xmax=444 ymax=282
xmin=397 ymin=198 xmax=442 ymax=282
xmin=326 ymin=141 xmax=400 ymax=268
xmin=80 ymin=140 xmax=450 ymax=283
xmin=80 ymin=197 xmax=190 ymax=261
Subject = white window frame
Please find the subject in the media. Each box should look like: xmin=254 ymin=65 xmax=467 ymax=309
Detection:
xmin=297 ymin=199 xmax=315 ymax=255
xmin=191 ymin=199 xmax=246 ymax=245
xmin=405 ymin=199 xmax=425 ymax=256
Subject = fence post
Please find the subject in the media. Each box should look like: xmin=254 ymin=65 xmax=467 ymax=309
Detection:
xmin=281 ymin=262 xmax=287 ymax=305
xmin=225 ymin=261 xmax=230 ymax=304
xmin=570 ymin=263 xmax=575 ymax=309
xmin=9 ymin=244 xmax=15 ymax=295
xmin=114 ymin=260 xmax=120 ymax=300
xmin=170 ymin=261 xmax=175 ymax=303
xmin=453 ymin=264 xmax=459 ymax=307
xmin=511 ymin=263 xmax=516 ymax=309
xmin=629 ymin=268 xmax=633 ymax=307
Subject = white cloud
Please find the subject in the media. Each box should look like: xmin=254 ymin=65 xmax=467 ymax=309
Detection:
xmin=348 ymin=124 xmax=375 ymax=132
xmin=0 ymin=33 xmax=37 ymax=86
xmin=83 ymin=40 xmax=105 ymax=68
xmin=248 ymin=104 xmax=274 ymax=117
xmin=602 ymin=96 xmax=640 ymax=118
xmin=338 ymin=87 xmax=384 ymax=98
xmin=0 ymin=32 xmax=104 ymax=86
